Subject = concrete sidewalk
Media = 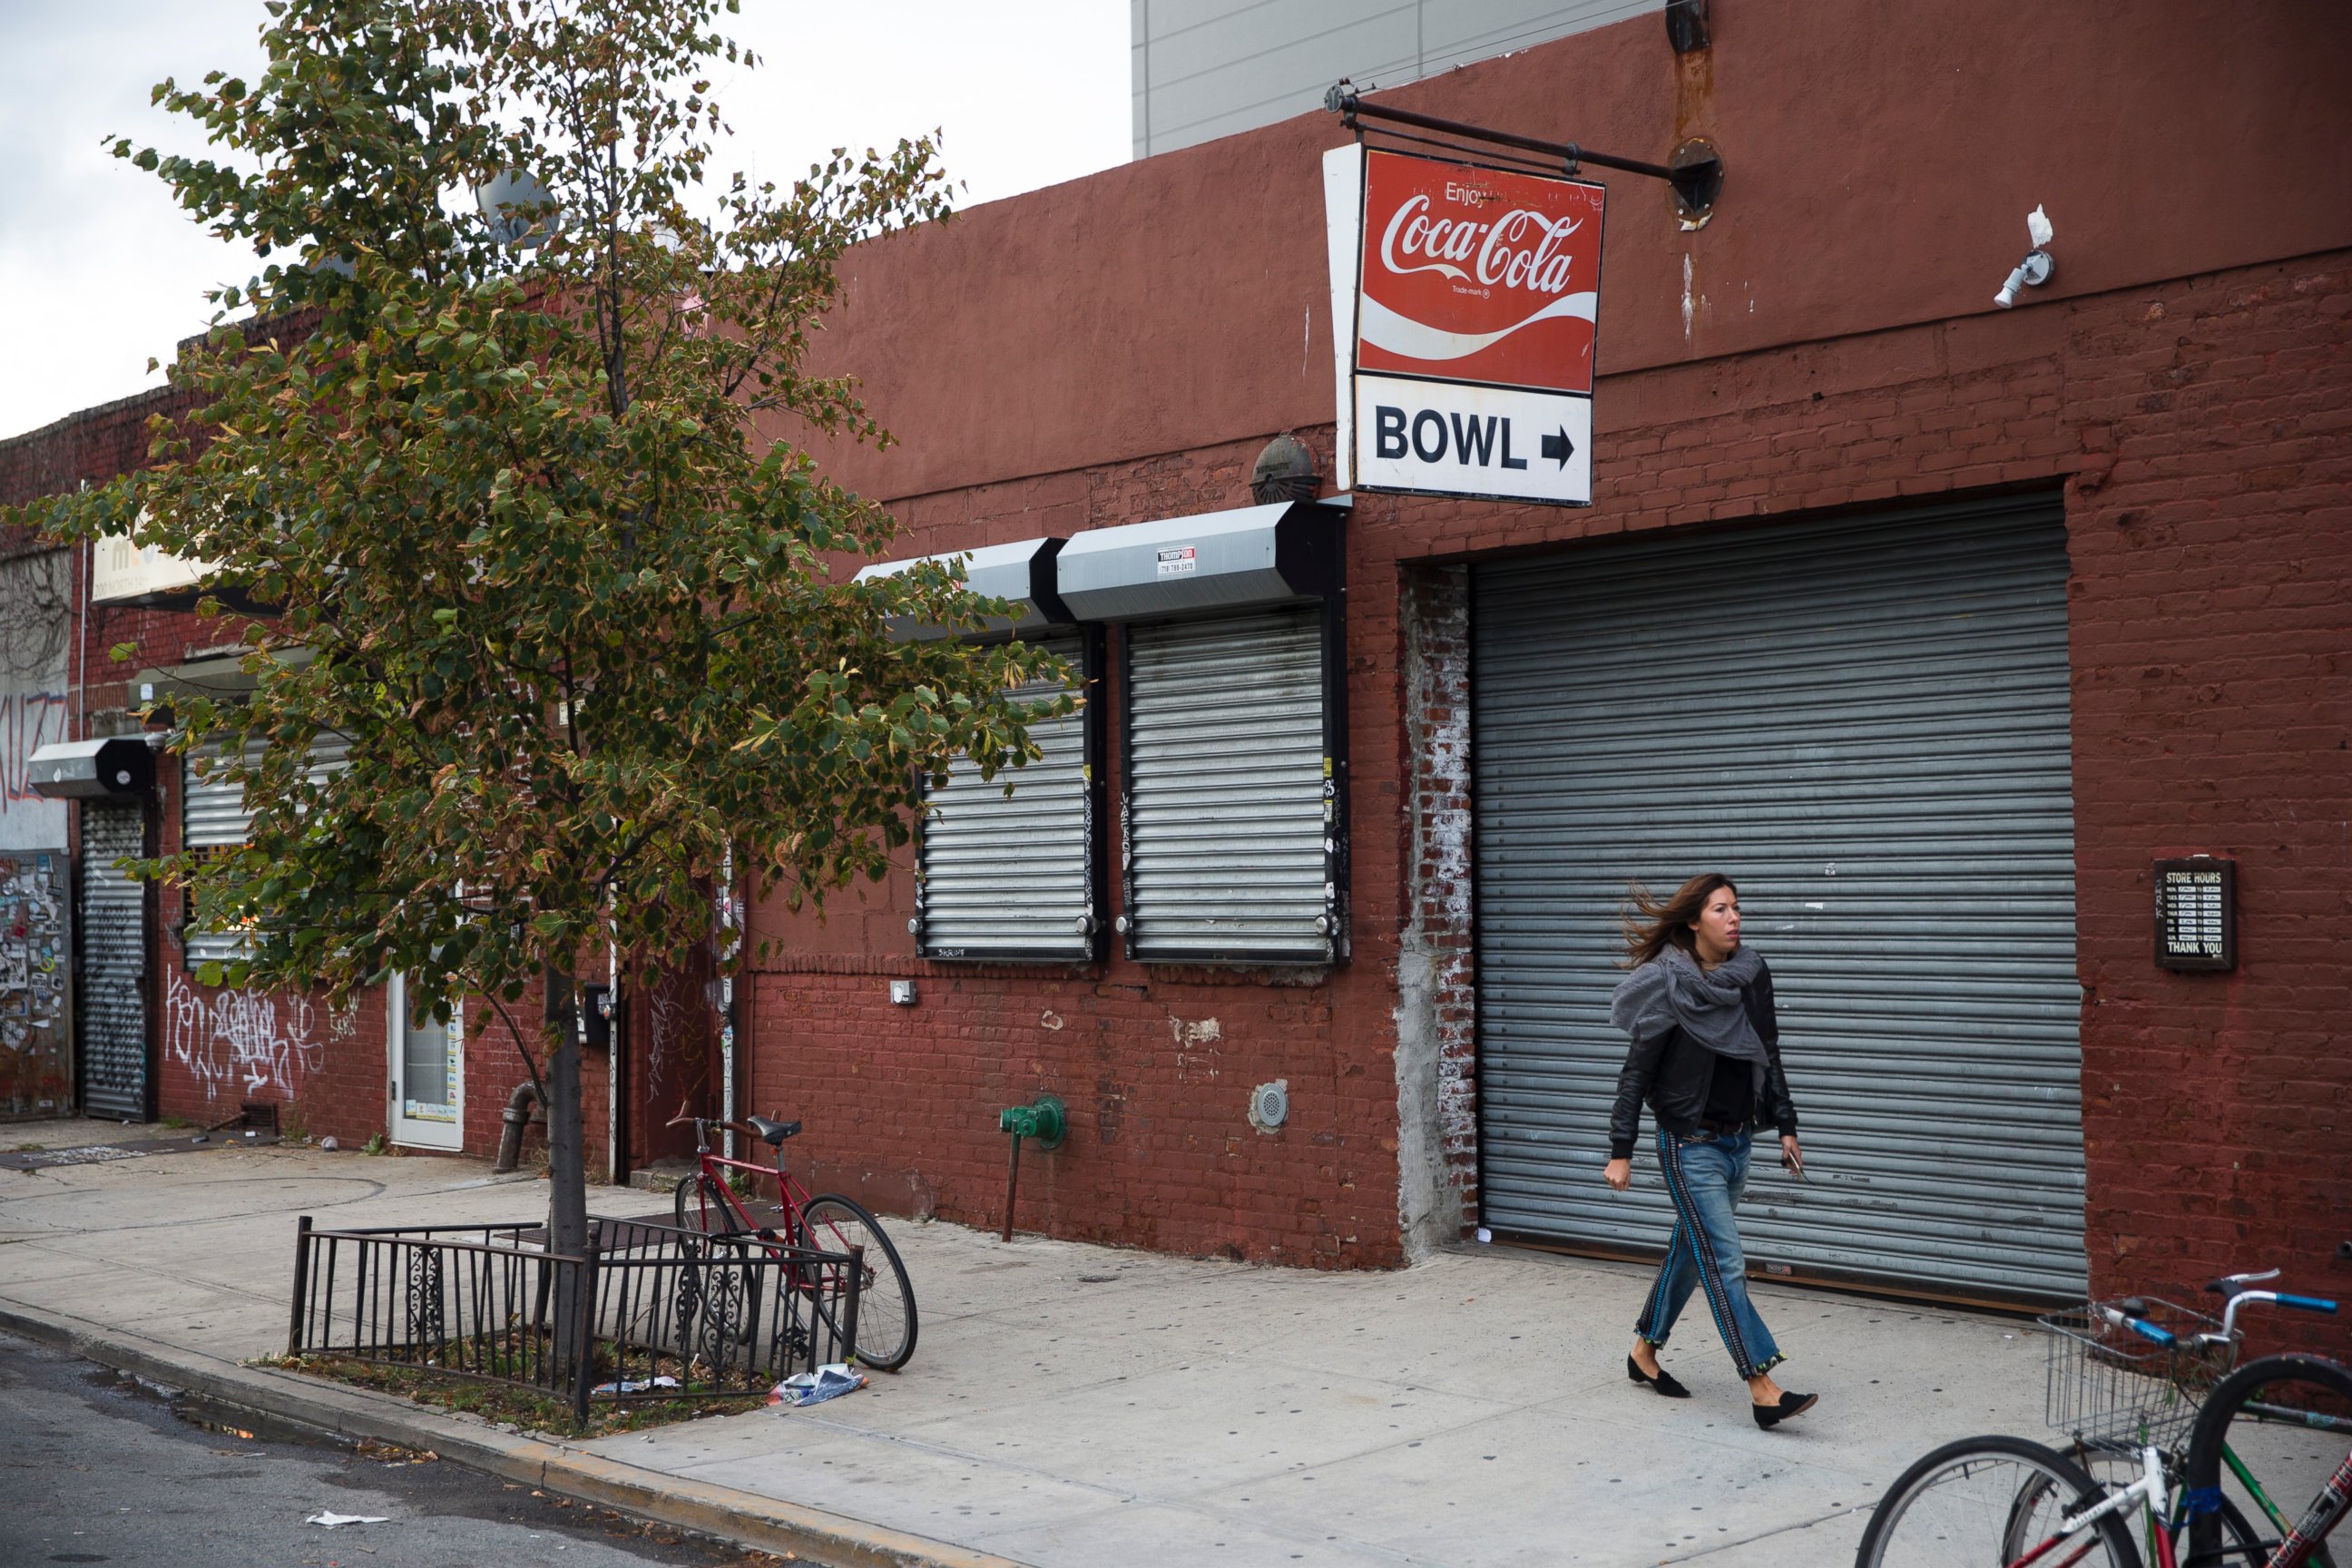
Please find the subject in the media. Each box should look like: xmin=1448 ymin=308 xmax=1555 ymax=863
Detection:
xmin=0 ymin=1135 xmax=2060 ymax=1566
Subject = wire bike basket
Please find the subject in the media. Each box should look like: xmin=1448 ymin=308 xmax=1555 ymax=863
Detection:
xmin=2039 ymin=1297 xmax=2236 ymax=1450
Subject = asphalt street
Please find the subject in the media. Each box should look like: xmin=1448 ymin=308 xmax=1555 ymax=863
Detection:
xmin=0 ymin=1329 xmax=783 ymax=1568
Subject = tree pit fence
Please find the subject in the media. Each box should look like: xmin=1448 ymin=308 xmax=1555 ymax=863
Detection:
xmin=287 ymin=1214 xmax=863 ymax=1425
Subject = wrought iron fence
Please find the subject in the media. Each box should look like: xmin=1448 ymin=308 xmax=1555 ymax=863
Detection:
xmin=287 ymin=1214 xmax=862 ymax=1424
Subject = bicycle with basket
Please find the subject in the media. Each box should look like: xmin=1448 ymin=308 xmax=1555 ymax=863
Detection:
xmin=1856 ymin=1269 xmax=2348 ymax=1568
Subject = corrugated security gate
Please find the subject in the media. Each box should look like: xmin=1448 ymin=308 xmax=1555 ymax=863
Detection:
xmin=181 ymin=743 xmax=261 ymax=968
xmin=78 ymin=798 xmax=148 ymax=1119
xmin=181 ymin=735 xmax=348 ymax=969
xmin=916 ymin=636 xmax=1094 ymax=961
xmin=1473 ymin=494 xmax=2085 ymax=1302
xmin=1124 ymin=606 xmax=1334 ymax=964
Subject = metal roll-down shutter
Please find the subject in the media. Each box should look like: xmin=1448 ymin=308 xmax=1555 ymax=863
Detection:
xmin=916 ymin=635 xmax=1097 ymax=962
xmin=180 ymin=734 xmax=348 ymax=969
xmin=78 ymin=798 xmax=148 ymax=1119
xmin=181 ymin=743 xmax=260 ymax=968
xmin=1123 ymin=606 xmax=1336 ymax=964
xmin=1473 ymin=494 xmax=2084 ymax=1302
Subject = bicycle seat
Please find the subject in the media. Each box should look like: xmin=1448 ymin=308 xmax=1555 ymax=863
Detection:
xmin=746 ymin=1115 xmax=801 ymax=1146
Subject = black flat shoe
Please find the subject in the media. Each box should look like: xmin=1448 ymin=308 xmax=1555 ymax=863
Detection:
xmin=1627 ymin=1354 xmax=1691 ymax=1398
xmin=1752 ymin=1391 xmax=1818 ymax=1428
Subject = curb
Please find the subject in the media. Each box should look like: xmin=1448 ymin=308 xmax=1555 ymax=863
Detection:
xmin=0 ymin=1299 xmax=1026 ymax=1568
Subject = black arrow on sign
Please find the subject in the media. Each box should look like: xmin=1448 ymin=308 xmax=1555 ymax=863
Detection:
xmin=1540 ymin=426 xmax=1575 ymax=469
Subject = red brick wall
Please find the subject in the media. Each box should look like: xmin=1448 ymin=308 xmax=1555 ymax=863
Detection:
xmin=147 ymin=742 xmax=396 ymax=1144
xmin=2063 ymin=260 xmax=2352 ymax=1339
xmin=747 ymin=962 xmax=1394 ymax=1266
xmin=746 ymin=251 xmax=2351 ymax=1307
xmin=456 ymin=986 xmax=616 ymax=1179
xmin=0 ymin=383 xmax=408 ymax=1143
xmin=1359 ymin=255 xmax=2350 ymax=1321
xmin=8 ymin=2 xmax=2342 ymax=1309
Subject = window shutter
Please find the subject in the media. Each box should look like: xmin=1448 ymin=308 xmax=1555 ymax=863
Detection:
xmin=915 ymin=636 xmax=1098 ymax=962
xmin=1122 ymin=606 xmax=1338 ymax=964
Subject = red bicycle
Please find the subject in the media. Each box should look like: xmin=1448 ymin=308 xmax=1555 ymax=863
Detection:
xmin=665 ymin=1108 xmax=917 ymax=1373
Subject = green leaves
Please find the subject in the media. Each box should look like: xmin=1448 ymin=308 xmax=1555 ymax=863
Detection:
xmin=5 ymin=0 xmax=1056 ymax=1029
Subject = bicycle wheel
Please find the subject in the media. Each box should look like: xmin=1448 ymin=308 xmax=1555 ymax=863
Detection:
xmin=673 ymin=1170 xmax=739 ymax=1236
xmin=2182 ymin=1354 xmax=2352 ymax=1568
xmin=797 ymin=1194 xmax=917 ymax=1373
xmin=1856 ymin=1433 xmax=2141 ymax=1568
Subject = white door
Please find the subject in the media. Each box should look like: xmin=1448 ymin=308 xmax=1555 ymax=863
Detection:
xmin=387 ymin=975 xmax=463 ymax=1150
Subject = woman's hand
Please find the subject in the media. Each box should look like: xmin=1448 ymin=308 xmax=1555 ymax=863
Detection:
xmin=1603 ymin=1157 xmax=1632 ymax=1191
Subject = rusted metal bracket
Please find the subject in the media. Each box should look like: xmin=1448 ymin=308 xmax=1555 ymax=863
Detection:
xmin=1326 ymin=83 xmax=1723 ymax=223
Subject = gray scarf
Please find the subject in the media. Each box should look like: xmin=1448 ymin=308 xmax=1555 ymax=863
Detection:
xmin=1610 ymin=944 xmax=1769 ymax=1073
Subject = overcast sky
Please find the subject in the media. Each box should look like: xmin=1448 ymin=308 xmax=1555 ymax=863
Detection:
xmin=0 ymin=1 xmax=1129 ymax=441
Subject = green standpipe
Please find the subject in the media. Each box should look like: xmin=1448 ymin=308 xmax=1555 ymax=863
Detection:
xmin=997 ymin=1094 xmax=1066 ymax=1242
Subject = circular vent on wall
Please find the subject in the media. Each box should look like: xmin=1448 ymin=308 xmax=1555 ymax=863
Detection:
xmin=1249 ymin=1079 xmax=1289 ymax=1132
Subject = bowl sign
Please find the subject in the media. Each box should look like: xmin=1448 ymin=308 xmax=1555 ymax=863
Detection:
xmin=1323 ymin=144 xmax=1605 ymax=505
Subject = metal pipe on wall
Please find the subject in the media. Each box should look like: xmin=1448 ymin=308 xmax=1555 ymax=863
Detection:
xmin=718 ymin=848 xmax=737 ymax=1165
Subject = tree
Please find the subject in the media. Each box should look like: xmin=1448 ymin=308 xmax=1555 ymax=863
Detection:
xmin=13 ymin=0 xmax=1072 ymax=1335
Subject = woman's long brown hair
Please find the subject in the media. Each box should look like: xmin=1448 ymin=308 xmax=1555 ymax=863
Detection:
xmin=1621 ymin=873 xmax=1739 ymax=968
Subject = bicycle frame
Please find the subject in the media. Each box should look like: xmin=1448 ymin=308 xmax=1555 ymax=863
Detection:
xmin=2057 ymin=1407 xmax=2349 ymax=1568
xmin=681 ymin=1118 xmax=815 ymax=1248
xmin=2031 ymin=1443 xmax=2176 ymax=1568
xmin=2082 ymin=1281 xmax=2346 ymax=1568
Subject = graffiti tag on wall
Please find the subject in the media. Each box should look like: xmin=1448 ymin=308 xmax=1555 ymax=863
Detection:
xmin=0 ymin=691 xmax=70 ymax=810
xmin=646 ymin=987 xmax=679 ymax=1089
xmin=165 ymin=968 xmax=362 ymax=1102
xmin=0 ymin=554 xmax=72 ymax=853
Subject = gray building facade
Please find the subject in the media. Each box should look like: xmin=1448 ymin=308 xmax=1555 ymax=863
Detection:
xmin=1132 ymin=0 xmax=1653 ymax=158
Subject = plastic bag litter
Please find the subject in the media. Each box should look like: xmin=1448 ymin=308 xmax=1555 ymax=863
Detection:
xmin=769 ymin=1363 xmax=867 ymax=1408
xmin=591 ymin=1374 xmax=682 ymax=1396
xmin=308 ymin=1512 xmax=388 ymax=1528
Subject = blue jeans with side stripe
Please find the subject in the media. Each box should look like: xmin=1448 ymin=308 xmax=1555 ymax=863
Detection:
xmin=1633 ymin=1127 xmax=1784 ymax=1379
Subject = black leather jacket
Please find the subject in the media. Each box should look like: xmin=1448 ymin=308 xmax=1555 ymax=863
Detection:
xmin=1608 ymin=958 xmax=1798 ymax=1160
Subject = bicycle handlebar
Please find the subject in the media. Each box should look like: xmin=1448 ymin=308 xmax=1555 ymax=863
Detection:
xmin=2198 ymin=1270 xmax=2338 ymax=1339
xmin=2207 ymin=1269 xmax=2282 ymax=1290
xmin=2100 ymin=1304 xmax=2179 ymax=1346
xmin=660 ymin=1107 xmax=770 ymax=1148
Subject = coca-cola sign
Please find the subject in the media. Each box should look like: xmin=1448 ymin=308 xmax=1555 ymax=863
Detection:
xmin=1357 ymin=151 xmax=1605 ymax=394
xmin=1325 ymin=145 xmax=1605 ymax=505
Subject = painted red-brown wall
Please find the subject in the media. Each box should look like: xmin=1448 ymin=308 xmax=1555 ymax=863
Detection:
xmin=0 ymin=389 xmax=530 ymax=1157
xmin=797 ymin=0 xmax=2352 ymax=507
xmin=741 ymin=0 xmax=2352 ymax=1309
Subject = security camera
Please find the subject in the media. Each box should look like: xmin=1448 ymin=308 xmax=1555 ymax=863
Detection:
xmin=1994 ymin=205 xmax=2056 ymax=309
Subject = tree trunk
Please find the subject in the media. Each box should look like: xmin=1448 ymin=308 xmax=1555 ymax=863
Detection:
xmin=544 ymin=971 xmax=590 ymax=1374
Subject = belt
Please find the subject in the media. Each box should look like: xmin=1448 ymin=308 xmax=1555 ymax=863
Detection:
xmin=1694 ymin=1117 xmax=1749 ymax=1137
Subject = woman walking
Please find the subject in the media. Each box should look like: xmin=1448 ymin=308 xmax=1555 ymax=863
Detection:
xmin=1604 ymin=873 xmax=1818 ymax=1429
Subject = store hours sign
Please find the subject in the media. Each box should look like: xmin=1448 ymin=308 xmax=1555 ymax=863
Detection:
xmin=1323 ymin=144 xmax=1606 ymax=505
xmin=2153 ymin=857 xmax=2237 ymax=972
